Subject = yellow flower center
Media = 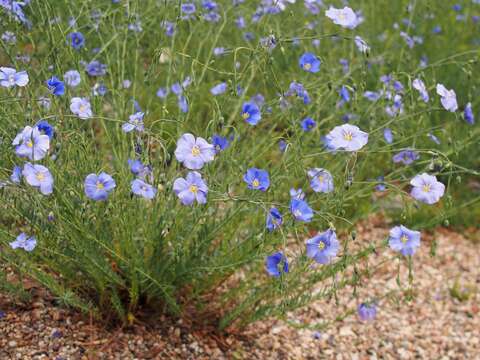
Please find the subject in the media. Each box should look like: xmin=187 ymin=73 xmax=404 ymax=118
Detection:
xmin=79 ymin=105 xmax=85 ymax=113
xmin=318 ymin=176 xmax=324 ymax=182
xmin=189 ymin=185 xmax=198 ymax=193
xmin=36 ymin=173 xmax=45 ymax=181
xmin=242 ymin=112 xmax=250 ymax=120
xmin=252 ymin=179 xmax=260 ymax=188
xmin=400 ymin=235 xmax=408 ymax=244
xmin=26 ymin=140 xmax=33 ymax=148
xmin=191 ymin=145 xmax=201 ymax=156
xmin=96 ymin=181 xmax=104 ymax=190
xmin=338 ymin=13 xmax=346 ymax=22
xmin=343 ymin=131 xmax=353 ymax=141
xmin=422 ymin=184 xmax=431 ymax=193
xmin=294 ymin=210 xmax=302 ymax=218
xmin=318 ymin=241 xmax=325 ymax=250
xmin=303 ymin=63 xmax=312 ymax=70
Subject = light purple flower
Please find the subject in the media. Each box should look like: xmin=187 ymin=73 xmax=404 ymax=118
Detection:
xmin=122 ymin=112 xmax=144 ymax=133
xmin=358 ymin=303 xmax=377 ymax=321
xmin=325 ymin=124 xmax=369 ymax=151
xmin=436 ymin=84 xmax=458 ymax=112
xmin=22 ymin=163 xmax=54 ymax=195
xmin=12 ymin=126 xmax=50 ymax=161
xmin=156 ymin=87 xmax=169 ymax=99
xmin=364 ymin=91 xmax=381 ymax=101
xmin=173 ymin=171 xmax=208 ymax=205
xmin=64 ymin=70 xmax=81 ymax=87
xmin=128 ymin=159 xmax=153 ymax=181
xmin=10 ymin=165 xmax=22 ymax=183
xmin=210 ymin=82 xmax=227 ymax=95
xmin=392 ymin=149 xmax=419 ymax=165
xmin=70 ymin=97 xmax=93 ymax=119
xmin=10 ymin=233 xmax=37 ymax=252
xmin=174 ymin=133 xmax=215 ymax=170
xmin=383 ymin=128 xmax=393 ymax=143
xmin=131 ymin=179 xmax=156 ymax=199
xmin=389 ymin=225 xmax=421 ymax=256
xmin=325 ymin=6 xmax=359 ymax=29
xmin=84 ymin=172 xmax=116 ymax=201
xmin=0 ymin=67 xmax=29 ymax=87
xmin=412 ymin=78 xmax=429 ymax=102
xmin=410 ymin=173 xmax=445 ymax=204
xmin=308 ymin=168 xmax=334 ymax=193
xmin=354 ymin=36 xmax=370 ymax=53
xmin=290 ymin=188 xmax=305 ymax=200
xmin=306 ymin=229 xmax=340 ymax=264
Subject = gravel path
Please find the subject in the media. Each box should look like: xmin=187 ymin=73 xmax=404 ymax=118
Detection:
xmin=1 ymin=221 xmax=479 ymax=359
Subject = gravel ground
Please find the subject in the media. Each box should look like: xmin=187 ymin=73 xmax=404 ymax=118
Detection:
xmin=1 ymin=221 xmax=479 ymax=359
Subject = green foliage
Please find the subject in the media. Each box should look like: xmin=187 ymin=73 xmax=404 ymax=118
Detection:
xmin=0 ymin=0 xmax=479 ymax=330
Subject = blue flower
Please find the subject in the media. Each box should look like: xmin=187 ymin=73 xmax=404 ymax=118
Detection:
xmin=122 ymin=112 xmax=145 ymax=133
xmin=286 ymin=81 xmax=310 ymax=104
xmin=364 ymin=91 xmax=381 ymax=102
xmin=181 ymin=3 xmax=196 ymax=14
xmin=131 ymin=179 xmax=156 ymax=200
xmin=243 ymin=168 xmax=269 ymax=191
xmin=464 ymin=102 xmax=475 ymax=124
xmin=46 ymin=76 xmax=65 ymax=96
xmin=212 ymin=134 xmax=230 ymax=153
xmin=10 ymin=165 xmax=22 ymax=184
xmin=84 ymin=172 xmax=116 ymax=201
xmin=375 ymin=176 xmax=386 ymax=191
xmin=266 ymin=207 xmax=283 ymax=231
xmin=93 ymin=83 xmax=108 ymax=96
xmin=299 ymin=52 xmax=321 ymax=73
xmin=178 ymin=95 xmax=189 ymax=113
xmin=10 ymin=233 xmax=37 ymax=252
xmin=36 ymin=120 xmax=54 ymax=139
xmin=241 ymin=102 xmax=261 ymax=125
xmin=173 ymin=171 xmax=208 ymax=205
xmin=339 ymin=86 xmax=350 ymax=102
xmin=265 ymin=252 xmax=289 ymax=277
xmin=358 ymin=303 xmax=377 ymax=321
xmin=306 ymin=229 xmax=339 ymax=264
xmin=290 ymin=199 xmax=313 ymax=222
xmin=128 ymin=159 xmax=152 ymax=181
xmin=290 ymin=188 xmax=305 ymax=200
xmin=68 ymin=32 xmax=85 ymax=50
xmin=388 ymin=225 xmax=421 ymax=256
xmin=300 ymin=117 xmax=316 ymax=132
xmin=86 ymin=60 xmax=107 ymax=77
xmin=308 ymin=168 xmax=334 ymax=193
